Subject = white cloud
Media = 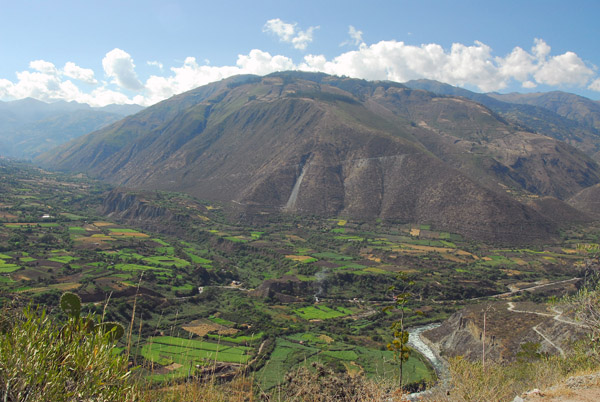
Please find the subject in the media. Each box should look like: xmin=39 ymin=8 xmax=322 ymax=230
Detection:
xmin=147 ymin=60 xmax=164 ymax=70
xmin=263 ymin=19 xmax=295 ymax=42
xmin=263 ymin=18 xmax=318 ymax=50
xmin=534 ymin=51 xmax=594 ymax=86
xmin=1 ymin=37 xmax=599 ymax=107
xmin=63 ymin=62 xmax=98 ymax=85
xmin=343 ymin=25 xmax=364 ymax=47
xmin=29 ymin=60 xmax=58 ymax=74
xmin=532 ymin=38 xmax=551 ymax=60
xmin=299 ymin=40 xmax=505 ymax=91
xmin=589 ymin=78 xmax=600 ymax=91
xmin=102 ymin=48 xmax=144 ymax=91
xmin=143 ymin=56 xmax=242 ymax=105
xmin=497 ymin=46 xmax=537 ymax=82
xmin=237 ymin=49 xmax=295 ymax=75
xmin=298 ymin=38 xmax=596 ymax=93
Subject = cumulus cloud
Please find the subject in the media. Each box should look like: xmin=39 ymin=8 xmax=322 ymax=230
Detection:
xmin=0 ymin=55 xmax=133 ymax=106
xmin=143 ymin=56 xmax=241 ymax=105
xmin=263 ymin=18 xmax=318 ymax=50
xmin=588 ymin=78 xmax=600 ymax=92
xmin=29 ymin=60 xmax=58 ymax=74
xmin=0 ymin=38 xmax=599 ymax=107
xmin=102 ymin=48 xmax=144 ymax=91
xmin=534 ymin=51 xmax=594 ymax=86
xmin=147 ymin=60 xmax=164 ymax=70
xmin=297 ymin=38 xmax=597 ymax=93
xmin=63 ymin=62 xmax=98 ymax=85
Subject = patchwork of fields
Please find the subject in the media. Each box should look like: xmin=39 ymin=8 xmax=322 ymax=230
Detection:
xmin=1 ymin=161 xmax=597 ymax=390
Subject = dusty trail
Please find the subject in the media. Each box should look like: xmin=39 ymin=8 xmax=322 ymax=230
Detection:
xmin=506 ymin=301 xmax=586 ymax=357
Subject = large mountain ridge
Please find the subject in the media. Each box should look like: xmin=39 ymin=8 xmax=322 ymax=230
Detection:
xmin=0 ymin=98 xmax=144 ymax=158
xmin=38 ymin=72 xmax=600 ymax=243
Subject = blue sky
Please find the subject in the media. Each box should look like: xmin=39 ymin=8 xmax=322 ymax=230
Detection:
xmin=1 ymin=0 xmax=599 ymax=106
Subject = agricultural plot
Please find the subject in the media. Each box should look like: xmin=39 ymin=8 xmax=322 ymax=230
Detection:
xmin=285 ymin=255 xmax=317 ymax=263
xmin=0 ymin=261 xmax=20 ymax=273
xmin=182 ymin=318 xmax=237 ymax=337
xmin=293 ymin=305 xmax=353 ymax=320
xmin=141 ymin=336 xmax=252 ymax=379
xmin=258 ymin=335 xmax=432 ymax=390
xmin=207 ymin=332 xmax=264 ymax=345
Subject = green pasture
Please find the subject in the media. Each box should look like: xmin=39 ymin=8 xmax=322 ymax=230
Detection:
xmin=0 ymin=263 xmax=20 ymax=273
xmin=293 ymin=305 xmax=352 ymax=320
xmin=107 ymin=228 xmax=140 ymax=233
xmin=155 ymin=246 xmax=175 ymax=255
xmin=208 ymin=316 xmax=236 ymax=326
xmin=258 ymin=337 xmax=433 ymax=390
xmin=312 ymin=252 xmax=353 ymax=261
xmin=334 ymin=235 xmax=364 ymax=241
xmin=183 ymin=249 xmax=212 ymax=265
xmin=141 ymin=335 xmax=252 ymax=379
xmin=336 ymin=263 xmax=367 ymax=271
xmin=48 ymin=255 xmax=77 ymax=264
xmin=258 ymin=339 xmax=320 ymax=390
xmin=142 ymin=256 xmax=190 ymax=268
xmin=224 ymin=236 xmax=248 ymax=243
xmin=207 ymin=332 xmax=264 ymax=345
xmin=152 ymin=238 xmax=170 ymax=246
xmin=114 ymin=263 xmax=171 ymax=274
xmin=172 ymin=284 xmax=194 ymax=292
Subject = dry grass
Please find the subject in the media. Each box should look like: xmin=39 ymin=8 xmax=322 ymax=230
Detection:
xmin=141 ymin=377 xmax=256 ymax=402
xmin=182 ymin=319 xmax=238 ymax=337
xmin=265 ymin=362 xmax=405 ymax=402
xmin=110 ymin=231 xmax=150 ymax=237
xmin=93 ymin=221 xmax=116 ymax=227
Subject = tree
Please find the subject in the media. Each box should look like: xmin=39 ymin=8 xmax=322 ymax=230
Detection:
xmin=383 ymin=273 xmax=415 ymax=388
xmin=566 ymin=244 xmax=600 ymax=361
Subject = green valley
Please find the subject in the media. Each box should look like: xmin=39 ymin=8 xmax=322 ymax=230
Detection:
xmin=1 ymin=159 xmax=597 ymax=393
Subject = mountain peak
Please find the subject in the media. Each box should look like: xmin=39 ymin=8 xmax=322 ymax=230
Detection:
xmin=37 ymin=72 xmax=600 ymax=244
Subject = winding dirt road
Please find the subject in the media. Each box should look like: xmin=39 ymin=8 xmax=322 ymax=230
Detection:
xmin=506 ymin=301 xmax=587 ymax=357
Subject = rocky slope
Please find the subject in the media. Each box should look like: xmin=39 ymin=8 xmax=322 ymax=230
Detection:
xmin=568 ymin=184 xmax=600 ymax=218
xmin=405 ymin=80 xmax=600 ymax=162
xmin=423 ymin=300 xmax=586 ymax=363
xmin=38 ymin=72 xmax=600 ymax=243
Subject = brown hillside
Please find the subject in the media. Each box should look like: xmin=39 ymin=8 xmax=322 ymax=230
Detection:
xmin=38 ymin=72 xmax=600 ymax=243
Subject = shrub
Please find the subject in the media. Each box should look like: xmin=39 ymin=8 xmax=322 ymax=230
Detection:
xmin=0 ymin=297 xmax=138 ymax=401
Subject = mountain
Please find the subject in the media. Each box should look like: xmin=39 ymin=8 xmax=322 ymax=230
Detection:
xmin=568 ymin=184 xmax=600 ymax=218
xmin=0 ymin=98 xmax=144 ymax=158
xmin=488 ymin=91 xmax=600 ymax=132
xmin=38 ymin=72 xmax=600 ymax=243
xmin=404 ymin=80 xmax=600 ymax=161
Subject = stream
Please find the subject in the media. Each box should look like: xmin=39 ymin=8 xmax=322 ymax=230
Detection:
xmin=406 ymin=323 xmax=450 ymax=399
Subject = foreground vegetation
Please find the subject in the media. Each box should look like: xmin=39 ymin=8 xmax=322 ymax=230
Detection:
xmin=3 ymin=286 xmax=600 ymax=402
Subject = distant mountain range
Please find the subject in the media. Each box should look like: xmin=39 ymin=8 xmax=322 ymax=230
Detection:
xmin=38 ymin=72 xmax=600 ymax=243
xmin=404 ymin=80 xmax=600 ymax=161
xmin=0 ymin=98 xmax=144 ymax=158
